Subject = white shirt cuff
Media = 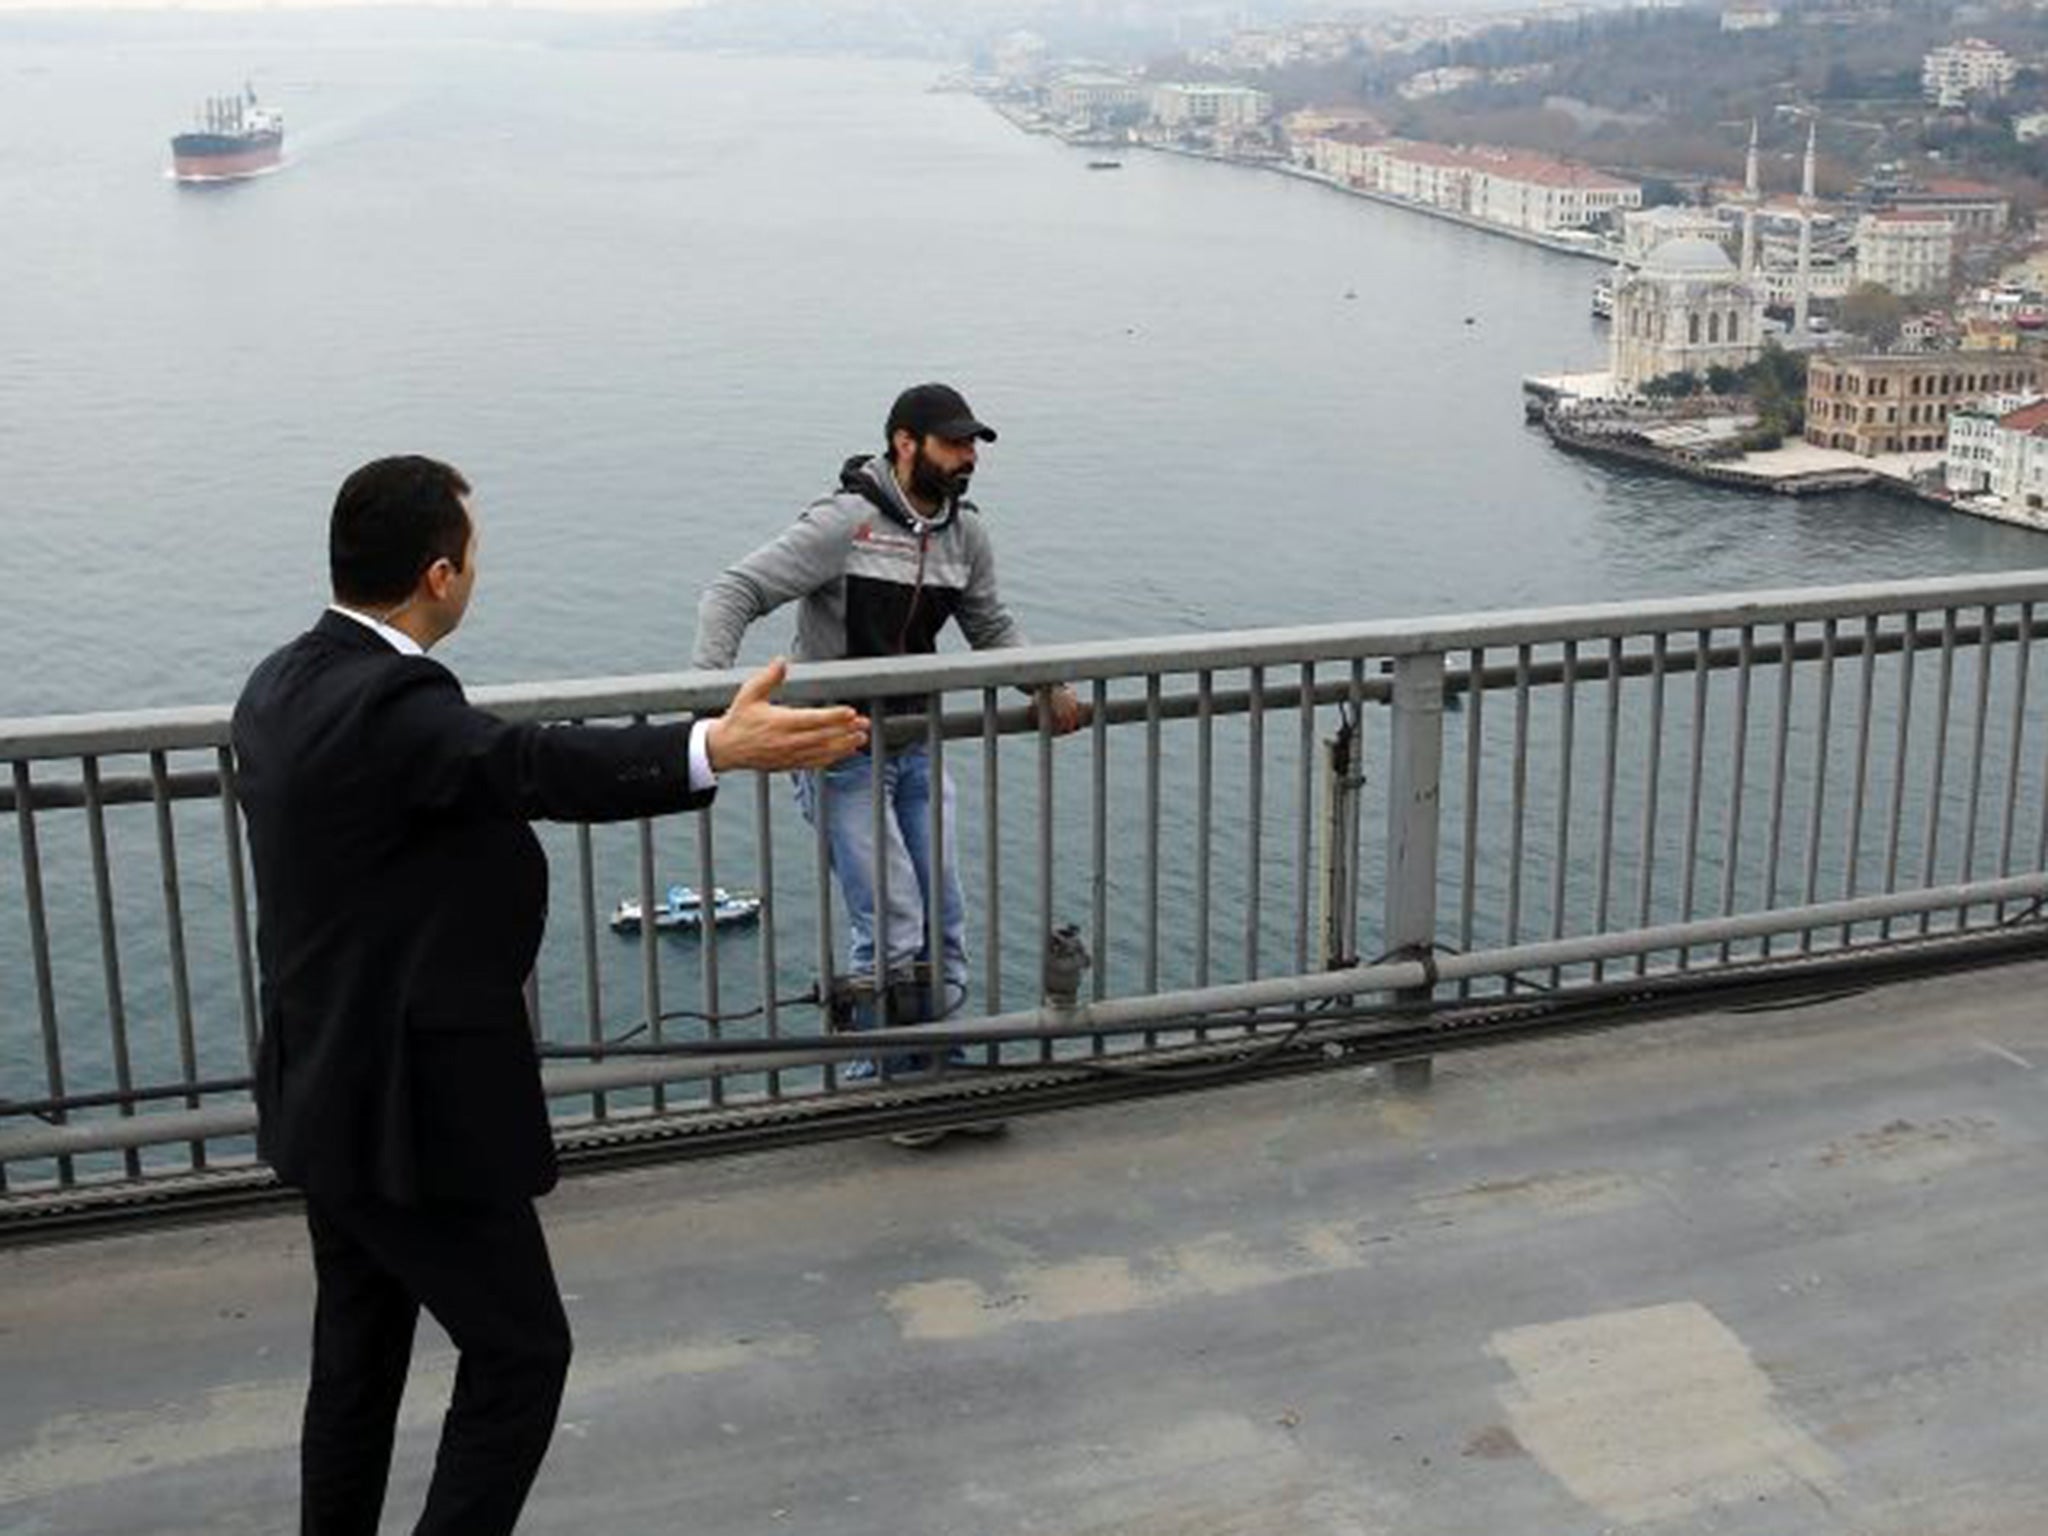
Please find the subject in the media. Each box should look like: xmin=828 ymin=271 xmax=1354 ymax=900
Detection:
xmin=688 ymin=719 xmax=718 ymax=792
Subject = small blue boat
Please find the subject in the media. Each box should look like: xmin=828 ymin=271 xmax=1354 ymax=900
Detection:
xmin=610 ymin=884 xmax=762 ymax=934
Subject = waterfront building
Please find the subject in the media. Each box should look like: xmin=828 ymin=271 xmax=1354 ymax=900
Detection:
xmin=1855 ymin=212 xmax=1956 ymax=298
xmin=1355 ymin=140 xmax=1639 ymax=233
xmin=1923 ymin=38 xmax=2018 ymax=108
xmin=1806 ymin=353 xmax=2044 ymax=456
xmin=1295 ymin=122 xmax=1382 ymax=183
xmin=1945 ymin=397 xmax=2048 ymax=503
xmin=1610 ymin=237 xmax=1766 ymax=393
xmin=1046 ymin=73 xmax=1145 ymax=127
xmin=1149 ymin=83 xmax=1272 ymax=130
xmin=1462 ymin=147 xmax=1639 ymax=233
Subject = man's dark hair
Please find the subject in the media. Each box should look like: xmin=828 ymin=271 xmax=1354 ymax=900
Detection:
xmin=329 ymin=456 xmax=472 ymax=607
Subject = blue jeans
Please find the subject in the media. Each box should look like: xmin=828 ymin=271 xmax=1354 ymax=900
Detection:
xmin=796 ymin=744 xmax=968 ymax=1074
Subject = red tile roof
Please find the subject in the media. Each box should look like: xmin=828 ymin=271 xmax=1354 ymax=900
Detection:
xmin=1915 ymin=178 xmax=2008 ymax=200
xmin=1998 ymin=400 xmax=2048 ymax=433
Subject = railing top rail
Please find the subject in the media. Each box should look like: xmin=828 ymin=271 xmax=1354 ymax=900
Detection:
xmin=7 ymin=569 xmax=2048 ymax=759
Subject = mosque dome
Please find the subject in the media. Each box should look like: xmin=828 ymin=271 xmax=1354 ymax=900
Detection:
xmin=1643 ymin=236 xmax=1738 ymax=276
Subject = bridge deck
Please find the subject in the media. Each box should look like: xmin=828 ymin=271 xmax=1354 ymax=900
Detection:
xmin=6 ymin=960 xmax=2047 ymax=1535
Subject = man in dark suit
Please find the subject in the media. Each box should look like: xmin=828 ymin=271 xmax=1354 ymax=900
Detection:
xmin=232 ymin=455 xmax=867 ymax=1536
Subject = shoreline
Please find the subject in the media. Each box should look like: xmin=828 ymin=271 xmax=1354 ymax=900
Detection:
xmin=984 ymin=100 xmax=1621 ymax=266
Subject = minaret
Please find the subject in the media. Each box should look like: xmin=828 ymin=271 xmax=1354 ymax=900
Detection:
xmin=1793 ymin=121 xmax=1817 ymax=341
xmin=1741 ymin=118 xmax=1760 ymax=279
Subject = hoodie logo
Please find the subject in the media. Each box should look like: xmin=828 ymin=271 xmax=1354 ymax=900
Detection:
xmin=852 ymin=521 xmax=874 ymax=542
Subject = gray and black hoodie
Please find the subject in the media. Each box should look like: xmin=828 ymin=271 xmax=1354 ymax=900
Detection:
xmin=692 ymin=454 xmax=1026 ymax=675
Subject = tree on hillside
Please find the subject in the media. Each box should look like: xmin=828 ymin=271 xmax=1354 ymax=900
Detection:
xmin=1839 ymin=283 xmax=1909 ymax=349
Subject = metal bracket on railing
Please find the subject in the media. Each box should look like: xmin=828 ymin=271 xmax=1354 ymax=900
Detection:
xmin=1043 ymin=924 xmax=1092 ymax=1009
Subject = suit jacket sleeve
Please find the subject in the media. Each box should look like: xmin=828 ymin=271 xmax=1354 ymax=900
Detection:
xmin=375 ymin=658 xmax=714 ymax=823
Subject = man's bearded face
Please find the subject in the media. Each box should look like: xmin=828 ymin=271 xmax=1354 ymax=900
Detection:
xmin=909 ymin=438 xmax=974 ymax=504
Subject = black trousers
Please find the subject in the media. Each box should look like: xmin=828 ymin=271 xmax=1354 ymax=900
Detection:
xmin=300 ymin=1194 xmax=572 ymax=1536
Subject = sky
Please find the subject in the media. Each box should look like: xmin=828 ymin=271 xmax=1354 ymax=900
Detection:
xmin=0 ymin=1 xmax=696 ymax=11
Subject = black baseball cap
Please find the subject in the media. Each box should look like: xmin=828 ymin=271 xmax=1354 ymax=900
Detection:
xmin=886 ymin=382 xmax=997 ymax=444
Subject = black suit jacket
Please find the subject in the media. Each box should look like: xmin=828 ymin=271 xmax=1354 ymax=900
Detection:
xmin=232 ymin=610 xmax=713 ymax=1205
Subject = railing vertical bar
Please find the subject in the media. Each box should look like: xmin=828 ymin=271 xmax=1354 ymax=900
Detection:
xmin=980 ymin=689 xmax=1001 ymax=1045
xmin=576 ymin=823 xmax=606 ymax=1121
xmin=1090 ymin=678 xmax=1109 ymax=1011
xmin=1244 ymin=666 xmax=1266 ymax=987
xmin=1037 ymin=694 xmax=1055 ymax=1062
xmin=1506 ymin=644 xmax=1531 ymax=977
xmin=1547 ymin=640 xmax=1577 ymax=988
xmin=1716 ymin=626 xmax=1754 ymax=964
xmin=1799 ymin=619 xmax=1838 ymax=955
xmin=1634 ymin=632 xmax=1667 ymax=978
xmin=149 ymin=751 xmax=204 ymax=1167
xmin=814 ymin=762 xmax=839 ymax=1092
xmin=871 ymin=697 xmax=891 ymax=1050
xmin=216 ymin=747 xmax=260 ymax=1072
xmin=754 ymin=773 xmax=782 ymax=1099
xmin=1196 ymin=670 xmax=1214 ymax=999
xmin=1458 ymin=646 xmax=1483 ymax=999
xmin=1882 ymin=612 xmax=1919 ymax=940
xmin=1958 ymin=603 xmax=1996 ymax=930
xmin=926 ymin=694 xmax=948 ymax=1065
xmin=697 ymin=807 xmax=722 ymax=1105
xmin=1295 ymin=662 xmax=1315 ymax=980
xmin=1997 ymin=603 xmax=2035 ymax=922
xmin=1592 ymin=637 xmax=1621 ymax=983
xmin=1760 ymin=622 xmax=1795 ymax=957
xmin=82 ymin=757 xmax=142 ymax=1178
xmin=636 ymin=805 xmax=664 ymax=1115
xmin=1841 ymin=614 xmax=1880 ymax=946
xmin=14 ymin=762 xmax=73 ymax=1187
xmin=1145 ymin=673 xmax=1163 ymax=1042
xmin=1680 ymin=628 xmax=1711 ymax=969
xmin=1917 ymin=609 xmax=1958 ymax=936
xmin=1346 ymin=657 xmax=1368 ymax=954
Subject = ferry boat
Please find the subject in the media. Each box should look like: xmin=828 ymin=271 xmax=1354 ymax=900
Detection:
xmin=170 ymin=86 xmax=283 ymax=183
xmin=1591 ymin=276 xmax=1615 ymax=321
xmin=610 ymin=884 xmax=762 ymax=934
xmin=1087 ymin=159 xmax=1124 ymax=171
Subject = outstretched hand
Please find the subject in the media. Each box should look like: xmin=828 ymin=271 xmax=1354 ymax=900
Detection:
xmin=706 ymin=658 xmax=868 ymax=772
xmin=1032 ymin=684 xmax=1086 ymax=736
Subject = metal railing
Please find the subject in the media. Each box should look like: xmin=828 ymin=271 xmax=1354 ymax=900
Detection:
xmin=9 ymin=569 xmax=2048 ymax=1210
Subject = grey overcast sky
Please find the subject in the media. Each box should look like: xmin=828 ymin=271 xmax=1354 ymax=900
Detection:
xmin=0 ymin=1 xmax=698 ymax=10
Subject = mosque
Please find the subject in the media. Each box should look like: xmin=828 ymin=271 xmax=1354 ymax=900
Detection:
xmin=1610 ymin=122 xmax=1821 ymax=394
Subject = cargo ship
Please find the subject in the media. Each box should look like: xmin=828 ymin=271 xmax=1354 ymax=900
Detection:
xmin=170 ymin=87 xmax=283 ymax=183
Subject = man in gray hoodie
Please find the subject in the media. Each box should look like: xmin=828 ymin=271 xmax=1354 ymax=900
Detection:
xmin=694 ymin=384 xmax=1081 ymax=1069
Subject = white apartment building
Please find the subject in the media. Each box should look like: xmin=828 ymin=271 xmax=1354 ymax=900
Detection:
xmin=1855 ymin=211 xmax=1956 ymax=297
xmin=1923 ymin=38 xmax=2018 ymax=108
xmin=1150 ymin=83 xmax=1272 ymax=130
xmin=1946 ymin=397 xmax=2048 ymax=504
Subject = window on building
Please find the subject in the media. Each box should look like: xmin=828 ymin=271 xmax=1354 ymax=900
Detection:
xmin=1689 ymin=313 xmax=1701 ymax=345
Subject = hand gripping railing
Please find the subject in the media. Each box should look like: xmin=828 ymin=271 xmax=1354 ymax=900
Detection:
xmin=8 ymin=569 xmax=2048 ymax=1207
